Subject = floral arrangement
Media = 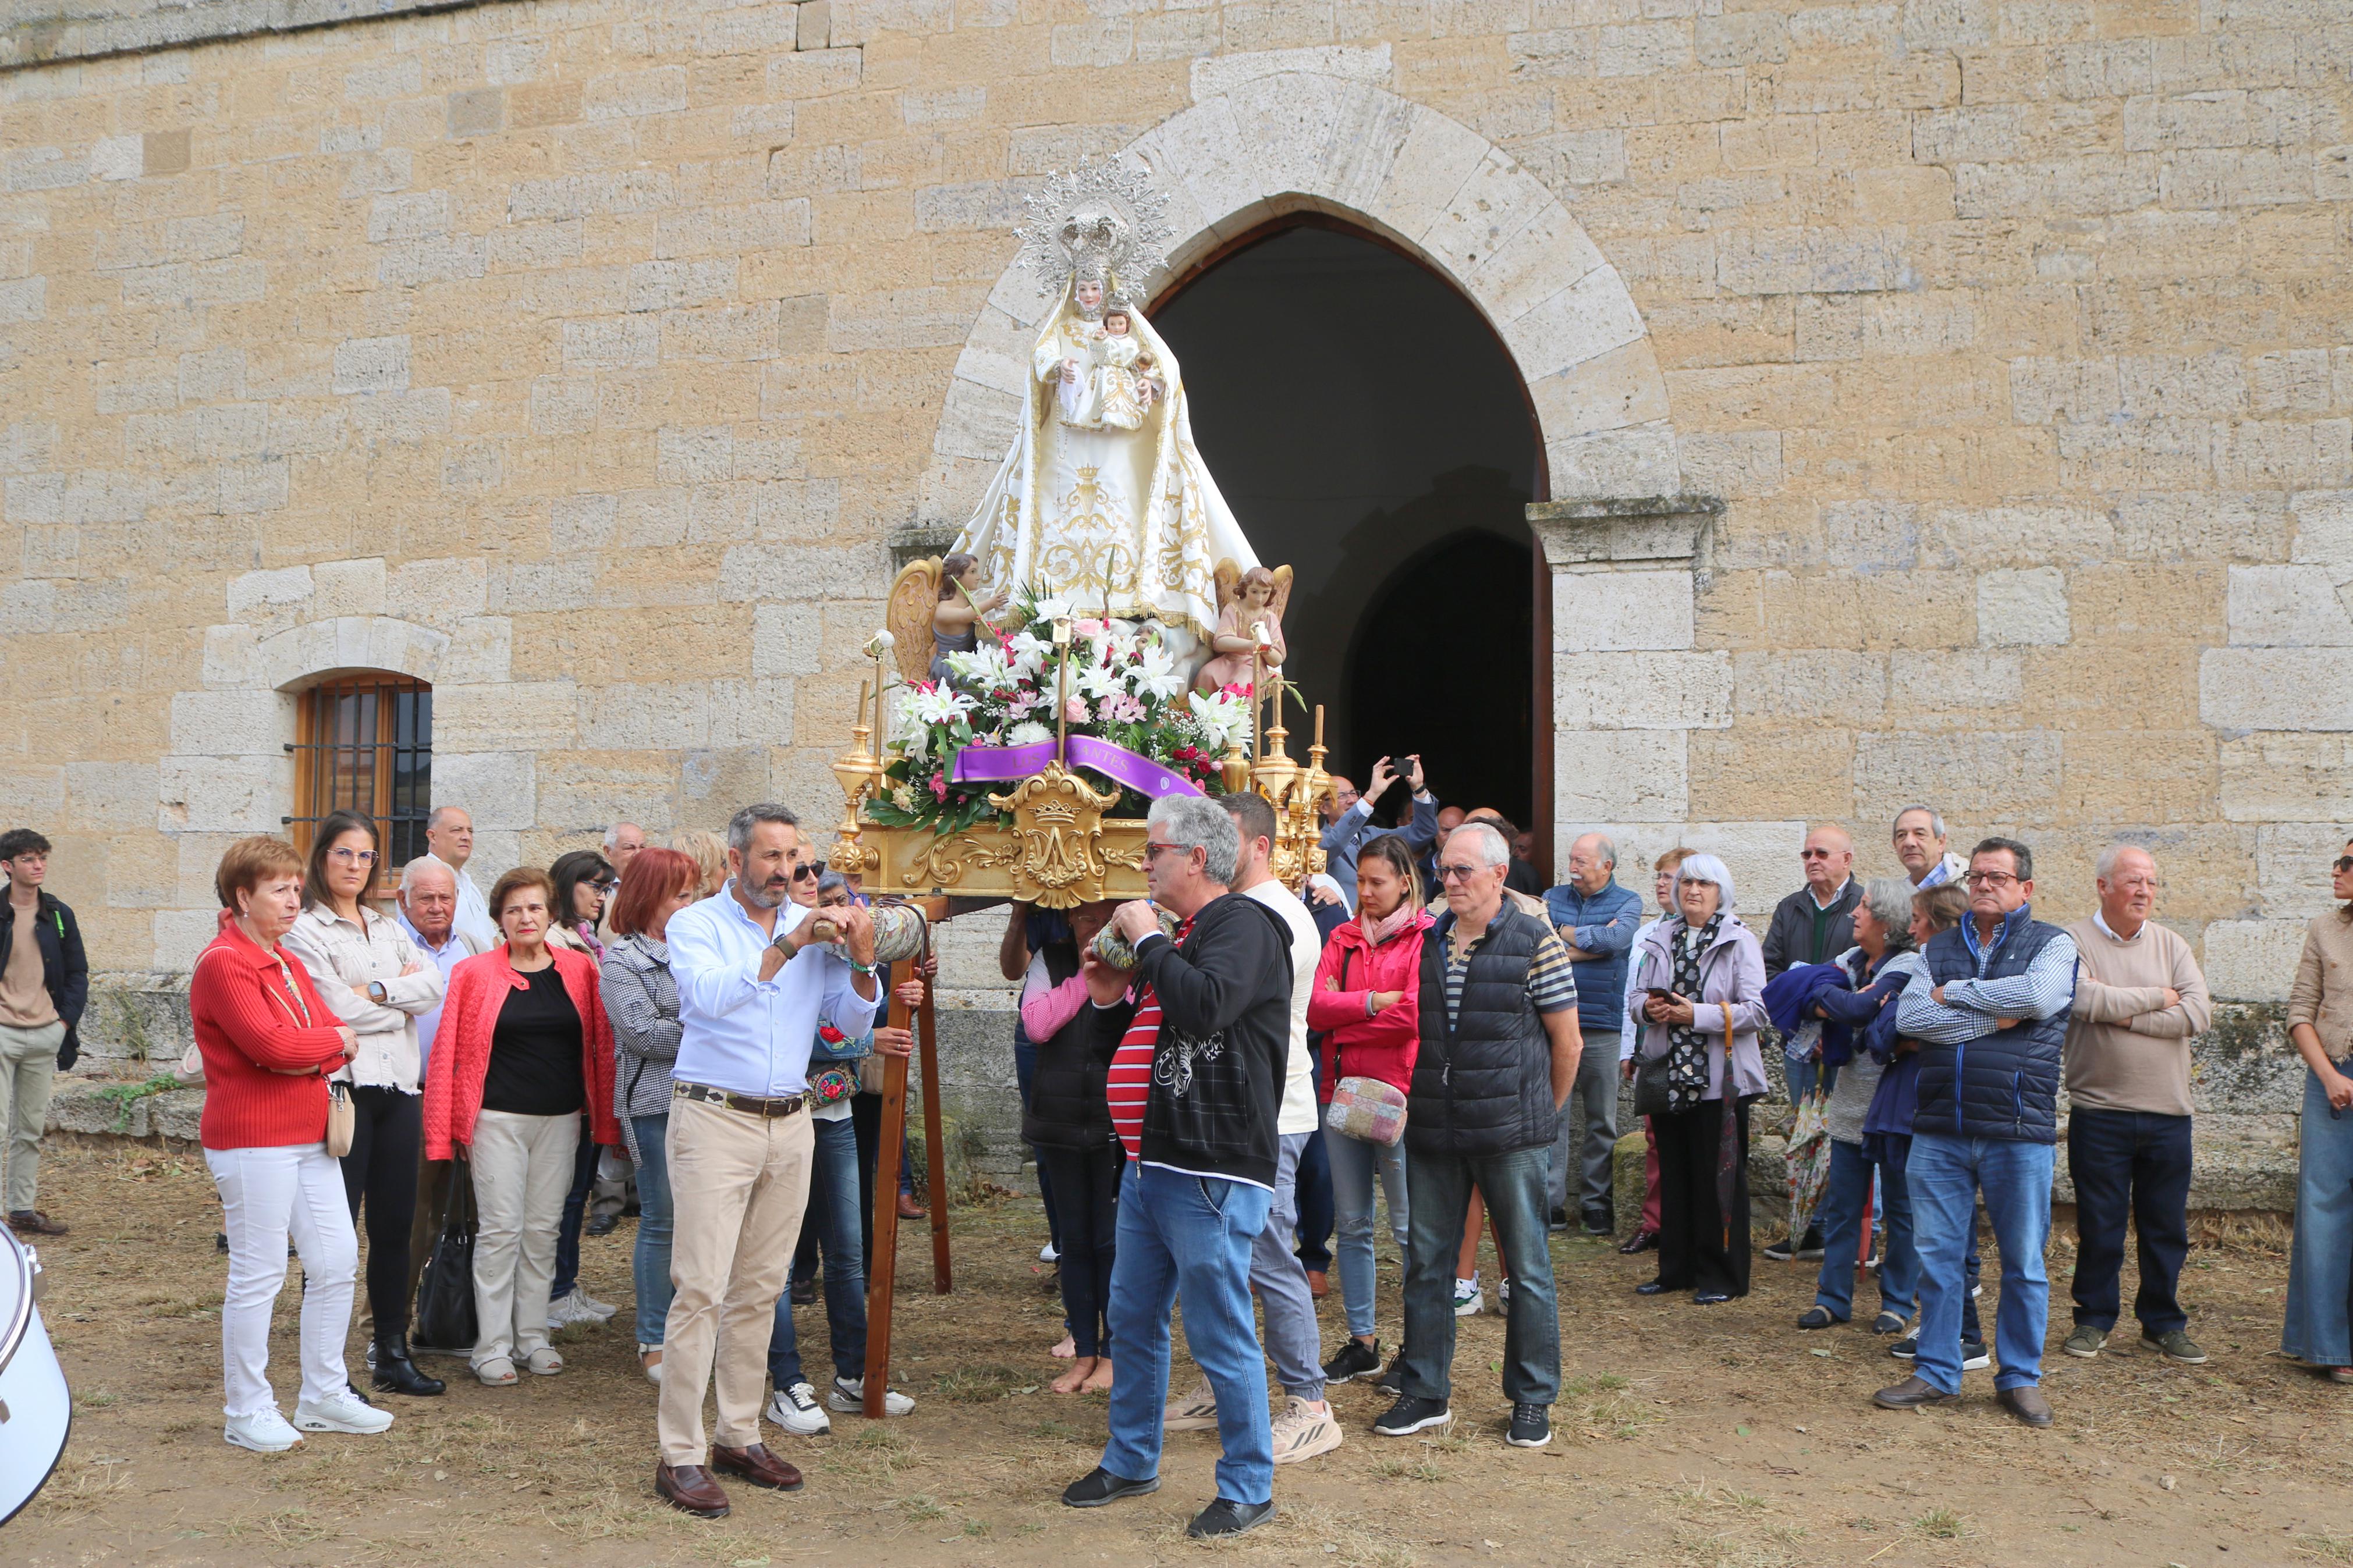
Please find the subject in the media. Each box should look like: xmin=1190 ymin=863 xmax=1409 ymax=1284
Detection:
xmin=869 ymin=596 xmax=1255 ymax=833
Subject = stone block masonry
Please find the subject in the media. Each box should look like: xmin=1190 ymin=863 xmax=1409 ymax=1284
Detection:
xmin=2 ymin=1 xmax=2350 ymax=1196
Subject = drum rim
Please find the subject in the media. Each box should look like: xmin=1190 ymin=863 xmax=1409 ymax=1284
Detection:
xmin=0 ymin=1223 xmax=33 ymax=1377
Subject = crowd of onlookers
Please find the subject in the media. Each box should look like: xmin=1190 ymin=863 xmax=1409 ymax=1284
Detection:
xmin=2 ymin=781 xmax=2351 ymax=1534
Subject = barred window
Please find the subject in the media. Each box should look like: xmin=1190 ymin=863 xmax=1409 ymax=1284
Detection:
xmin=285 ymin=674 xmax=432 ymax=897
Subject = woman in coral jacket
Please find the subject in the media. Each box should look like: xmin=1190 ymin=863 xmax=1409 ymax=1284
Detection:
xmin=190 ymin=834 xmax=394 ymax=1454
xmin=1303 ymin=834 xmax=1433 ymax=1386
xmin=421 ymin=866 xmax=619 ymax=1387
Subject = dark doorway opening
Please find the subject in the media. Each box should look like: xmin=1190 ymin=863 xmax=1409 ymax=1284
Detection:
xmin=1151 ymin=219 xmax=1542 ymax=830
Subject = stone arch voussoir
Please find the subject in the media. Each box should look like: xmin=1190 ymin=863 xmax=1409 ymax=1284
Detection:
xmin=922 ymin=70 xmax=1679 ymax=525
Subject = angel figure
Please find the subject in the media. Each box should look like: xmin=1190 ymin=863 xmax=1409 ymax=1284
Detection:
xmin=929 ymin=552 xmax=1008 ymax=684
xmin=1193 ymin=563 xmax=1291 ymax=695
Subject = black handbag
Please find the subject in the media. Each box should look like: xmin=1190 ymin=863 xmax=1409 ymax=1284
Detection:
xmin=413 ymin=1153 xmax=477 ymax=1353
xmin=1633 ymin=1047 xmax=1676 ymax=1119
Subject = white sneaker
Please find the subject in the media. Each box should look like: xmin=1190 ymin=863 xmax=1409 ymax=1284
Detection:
xmin=1269 ymin=1395 xmax=1342 ymax=1465
xmin=1497 ymin=1277 xmax=1513 ymax=1307
xmin=574 ymin=1289 xmax=618 ymax=1322
xmin=225 ymin=1407 xmax=304 ymax=1453
xmin=765 ymin=1380 xmax=832 ymax=1435
xmin=292 ymin=1389 xmax=394 ymax=1435
xmin=544 ymin=1292 xmax=590 ymax=1329
xmin=1163 ymin=1376 xmax=1219 ymax=1431
xmin=1453 ymin=1277 xmax=1483 ymax=1317
xmin=829 ymin=1375 xmax=914 ymax=1416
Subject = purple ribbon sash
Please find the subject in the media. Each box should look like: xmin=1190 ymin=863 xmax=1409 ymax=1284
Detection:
xmin=950 ymin=734 xmax=1203 ymax=799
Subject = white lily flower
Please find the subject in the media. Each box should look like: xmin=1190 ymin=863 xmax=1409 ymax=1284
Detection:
xmin=1031 ymin=595 xmax=1073 ymax=624
xmin=1008 ymin=720 xmax=1052 ymax=746
xmin=1006 ymin=628 xmax=1052 ymax=677
xmin=945 ymin=642 xmax=1012 ymax=688
xmin=912 ymin=683 xmax=974 ymax=728
xmin=1187 ymin=689 xmax=1251 ymax=749
xmin=1074 ymin=656 xmax=1126 ymax=701
xmin=1131 ymin=643 xmax=1184 ymax=701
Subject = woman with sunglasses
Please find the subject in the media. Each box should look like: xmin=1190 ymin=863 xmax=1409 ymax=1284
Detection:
xmin=2284 ymin=841 xmax=2353 ymax=1384
xmin=544 ymin=848 xmax=620 ymax=1326
xmin=282 ymin=809 xmax=448 ymax=1398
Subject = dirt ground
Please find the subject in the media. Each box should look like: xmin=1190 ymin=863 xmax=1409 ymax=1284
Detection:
xmin=12 ymin=1139 xmax=2353 ymax=1568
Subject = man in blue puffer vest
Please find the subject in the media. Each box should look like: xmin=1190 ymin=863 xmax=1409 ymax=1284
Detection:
xmin=1873 ymin=838 xmax=2077 ymax=1429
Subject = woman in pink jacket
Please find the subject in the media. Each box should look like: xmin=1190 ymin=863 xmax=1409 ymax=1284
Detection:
xmin=1304 ymin=835 xmax=1432 ymax=1384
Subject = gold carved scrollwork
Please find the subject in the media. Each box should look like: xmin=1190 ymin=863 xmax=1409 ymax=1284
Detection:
xmin=983 ymin=762 xmax=1123 ymax=909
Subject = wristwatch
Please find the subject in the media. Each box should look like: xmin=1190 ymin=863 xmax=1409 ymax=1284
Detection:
xmin=366 ymin=980 xmax=388 ymax=1004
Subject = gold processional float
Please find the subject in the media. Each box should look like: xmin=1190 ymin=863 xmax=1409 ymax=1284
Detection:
xmin=820 ymin=154 xmax=1330 ymax=1417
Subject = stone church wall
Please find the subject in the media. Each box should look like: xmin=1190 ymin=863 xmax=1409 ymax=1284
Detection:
xmin=2 ymin=0 xmax=2348 ymax=1191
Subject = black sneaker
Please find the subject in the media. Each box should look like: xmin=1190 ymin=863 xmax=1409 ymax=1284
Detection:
xmin=1187 ymin=1498 xmax=1275 ymax=1538
xmin=1060 ymin=1467 xmax=1160 ymax=1508
xmin=1890 ymin=1329 xmax=1918 ymax=1359
xmin=1547 ymin=1206 xmax=1570 ymax=1233
xmin=1321 ymin=1338 xmax=1382 ymax=1383
xmin=1794 ymin=1225 xmax=1825 ymax=1261
xmin=1891 ymin=1332 xmax=1989 ymax=1370
xmin=1372 ymin=1395 xmax=1453 ymax=1437
xmin=1762 ymin=1236 xmax=1798 ymax=1263
xmin=1506 ymin=1402 xmax=1551 ymax=1448
xmin=1372 ymin=1354 xmax=1405 ymax=1396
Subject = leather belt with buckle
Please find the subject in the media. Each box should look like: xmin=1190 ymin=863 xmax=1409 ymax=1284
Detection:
xmin=674 ymin=1082 xmax=807 ymax=1118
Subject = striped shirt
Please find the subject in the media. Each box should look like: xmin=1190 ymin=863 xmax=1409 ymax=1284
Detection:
xmin=1443 ymin=909 xmax=1578 ymax=1029
xmin=1103 ymin=916 xmax=1192 ymax=1161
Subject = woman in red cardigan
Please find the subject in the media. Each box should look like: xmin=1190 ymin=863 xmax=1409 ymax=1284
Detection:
xmin=422 ymin=866 xmax=619 ymax=1386
xmin=190 ymin=835 xmax=393 ymax=1454
xmin=1304 ymin=834 xmax=1432 ymax=1388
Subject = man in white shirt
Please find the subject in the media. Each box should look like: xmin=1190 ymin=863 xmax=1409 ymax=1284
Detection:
xmin=421 ymin=805 xmax=497 ymax=950
xmin=393 ymin=855 xmax=488 ymax=1306
xmin=1158 ymin=791 xmax=1341 ymax=1466
xmin=652 ymin=803 xmax=880 ymax=1520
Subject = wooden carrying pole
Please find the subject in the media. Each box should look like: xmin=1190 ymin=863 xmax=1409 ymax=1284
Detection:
xmin=863 ymin=897 xmax=951 ymax=1420
xmin=919 ymin=980 xmax=952 ymax=1292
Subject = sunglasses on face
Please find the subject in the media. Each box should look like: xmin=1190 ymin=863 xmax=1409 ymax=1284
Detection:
xmin=1800 ymin=848 xmax=1839 ymax=861
xmin=1437 ymin=863 xmax=1484 ymax=883
xmin=2336 ymin=857 xmax=2353 ymax=874
xmin=792 ymin=863 xmax=822 ymax=881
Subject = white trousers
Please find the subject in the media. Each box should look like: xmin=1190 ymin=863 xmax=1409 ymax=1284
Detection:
xmin=205 ymin=1142 xmax=360 ymax=1418
xmin=469 ymin=1109 xmax=579 ymax=1368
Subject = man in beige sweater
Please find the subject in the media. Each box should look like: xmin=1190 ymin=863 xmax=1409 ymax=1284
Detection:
xmin=2062 ymin=845 xmax=2213 ymax=1367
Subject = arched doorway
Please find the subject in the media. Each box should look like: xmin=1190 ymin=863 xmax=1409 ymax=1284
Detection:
xmin=1151 ymin=219 xmax=1542 ymax=831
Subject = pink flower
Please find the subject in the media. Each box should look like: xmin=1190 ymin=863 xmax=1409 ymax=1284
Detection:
xmin=1075 ymin=618 xmax=1106 ymax=638
xmin=930 ymin=775 xmax=949 ymax=800
xmin=1221 ymin=681 xmax=1252 ymax=699
xmin=1114 ymin=695 xmax=1145 ymax=723
xmin=1065 ymin=696 xmax=1088 ymax=723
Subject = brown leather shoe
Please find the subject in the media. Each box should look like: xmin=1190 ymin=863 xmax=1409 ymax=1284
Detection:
xmin=1616 ymin=1229 xmax=1657 ymax=1256
xmin=655 ymin=1462 xmax=730 ymax=1519
xmin=897 ymin=1192 xmax=927 ymax=1220
xmin=1305 ymin=1269 xmax=1329 ymax=1299
xmin=1996 ymin=1385 xmax=2054 ymax=1428
xmin=8 ymin=1209 xmax=66 ymax=1237
xmin=1871 ymin=1375 xmax=1957 ymax=1411
xmin=712 ymin=1442 xmax=804 ymax=1492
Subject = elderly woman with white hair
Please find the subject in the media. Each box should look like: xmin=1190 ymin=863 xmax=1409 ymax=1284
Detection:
xmin=1626 ymin=854 xmax=1769 ymax=1303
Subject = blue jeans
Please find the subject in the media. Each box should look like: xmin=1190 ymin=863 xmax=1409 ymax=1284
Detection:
xmin=1399 ymin=1144 xmax=1559 ymax=1406
xmin=1812 ymin=1138 xmax=1915 ymax=1321
xmin=2066 ymin=1108 xmax=2192 ymax=1335
xmin=768 ymin=1114 xmax=867 ymax=1388
xmin=1907 ymin=1132 xmax=2053 ymax=1394
xmin=1101 ymin=1161 xmax=1275 ymax=1505
xmin=1326 ymin=1125 xmax=1409 ymax=1339
xmin=630 ymin=1114 xmax=675 ymax=1345
xmin=549 ymin=1114 xmax=599 ymax=1301
xmin=2285 ymin=1069 xmax=2353 ymax=1366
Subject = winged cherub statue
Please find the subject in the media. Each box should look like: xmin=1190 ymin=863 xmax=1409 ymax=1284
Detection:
xmin=1194 ymin=563 xmax=1292 ymax=695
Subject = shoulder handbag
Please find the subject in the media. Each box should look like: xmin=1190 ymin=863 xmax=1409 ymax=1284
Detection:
xmin=325 ymin=1081 xmax=356 ymax=1157
xmin=1633 ymin=1047 xmax=1675 ymax=1118
xmin=413 ymin=1151 xmax=478 ymax=1353
xmin=1319 ymin=947 xmax=1410 ymax=1144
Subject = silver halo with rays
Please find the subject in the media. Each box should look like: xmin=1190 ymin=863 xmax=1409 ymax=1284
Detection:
xmin=1011 ymin=156 xmax=1177 ymax=300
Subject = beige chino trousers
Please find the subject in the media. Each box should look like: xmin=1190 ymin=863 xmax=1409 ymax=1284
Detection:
xmin=469 ymin=1108 xmax=579 ymax=1370
xmin=657 ymin=1092 xmax=814 ymax=1466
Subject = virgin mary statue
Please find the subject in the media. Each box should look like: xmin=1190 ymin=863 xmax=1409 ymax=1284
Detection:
xmin=949 ymin=161 xmax=1259 ymax=646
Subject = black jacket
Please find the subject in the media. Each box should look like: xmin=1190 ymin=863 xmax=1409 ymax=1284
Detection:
xmin=1760 ymin=878 xmax=1864 ymax=979
xmin=1405 ymin=902 xmax=1560 ymax=1159
xmin=1083 ymin=891 xmax=1292 ymax=1189
xmin=1021 ymin=942 xmax=1114 ymax=1152
xmin=0 ymin=890 xmax=88 ymax=1070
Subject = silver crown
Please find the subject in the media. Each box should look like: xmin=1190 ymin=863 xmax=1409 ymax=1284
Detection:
xmin=1012 ymin=157 xmax=1176 ymax=300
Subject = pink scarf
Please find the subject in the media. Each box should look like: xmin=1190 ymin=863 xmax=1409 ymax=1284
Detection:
xmin=1361 ymin=902 xmax=1417 ymax=948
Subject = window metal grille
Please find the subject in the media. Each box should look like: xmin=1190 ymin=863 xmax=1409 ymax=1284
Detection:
xmin=284 ymin=675 xmax=432 ymax=896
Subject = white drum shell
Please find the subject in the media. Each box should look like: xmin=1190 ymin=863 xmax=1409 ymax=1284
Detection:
xmin=0 ymin=1228 xmax=69 ymax=1526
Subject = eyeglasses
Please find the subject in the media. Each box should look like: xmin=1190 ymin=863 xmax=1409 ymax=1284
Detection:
xmin=1142 ymin=841 xmax=1186 ymax=863
xmin=2335 ymin=857 xmax=2353 ymax=874
xmin=326 ymin=848 xmax=378 ymax=866
xmin=590 ymin=879 xmax=617 ymax=895
xmin=1964 ymin=871 xmax=2022 ymax=890
xmin=1436 ymin=863 xmax=1484 ymax=883
xmin=1800 ymin=848 xmax=1839 ymax=861
xmin=791 ymin=863 xmax=822 ymax=881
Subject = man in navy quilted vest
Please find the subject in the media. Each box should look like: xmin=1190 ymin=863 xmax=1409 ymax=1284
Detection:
xmin=1873 ymin=837 xmax=2077 ymax=1428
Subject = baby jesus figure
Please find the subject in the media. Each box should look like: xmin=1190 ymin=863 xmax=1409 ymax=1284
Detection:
xmin=931 ymin=551 xmax=1009 ymax=685
xmin=1055 ymin=303 xmax=1142 ymax=431
xmin=1193 ymin=565 xmax=1287 ymax=695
